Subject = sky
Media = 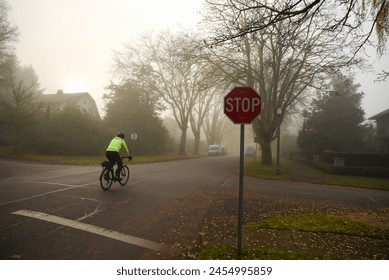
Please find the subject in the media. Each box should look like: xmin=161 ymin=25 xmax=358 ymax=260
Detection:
xmin=7 ymin=0 xmax=203 ymax=116
xmin=7 ymin=0 xmax=389 ymax=119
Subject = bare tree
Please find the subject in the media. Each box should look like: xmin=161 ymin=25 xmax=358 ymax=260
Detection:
xmin=376 ymin=69 xmax=389 ymax=81
xmin=201 ymin=1 xmax=364 ymax=164
xmin=0 ymin=0 xmax=18 ymax=62
xmin=151 ymin=32 xmax=204 ymax=155
xmin=114 ymin=32 xmax=213 ymax=155
xmin=188 ymin=45 xmax=227 ymax=154
xmin=190 ymin=87 xmax=215 ymax=154
xmin=203 ymin=0 xmax=388 ymax=57
xmin=203 ymin=96 xmax=229 ymax=145
xmin=0 ymin=57 xmax=42 ymax=153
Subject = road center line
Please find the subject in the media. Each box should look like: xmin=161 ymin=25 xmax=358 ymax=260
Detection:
xmin=12 ymin=209 xmax=178 ymax=255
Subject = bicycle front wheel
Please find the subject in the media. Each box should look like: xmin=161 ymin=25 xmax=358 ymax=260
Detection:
xmin=119 ymin=165 xmax=130 ymax=186
xmin=100 ymin=168 xmax=113 ymax=191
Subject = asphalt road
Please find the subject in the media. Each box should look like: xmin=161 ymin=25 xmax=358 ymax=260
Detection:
xmin=0 ymin=157 xmax=388 ymax=260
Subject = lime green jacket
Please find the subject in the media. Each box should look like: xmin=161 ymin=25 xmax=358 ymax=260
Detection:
xmin=106 ymin=137 xmax=129 ymax=155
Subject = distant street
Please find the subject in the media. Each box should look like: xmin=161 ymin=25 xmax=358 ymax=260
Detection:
xmin=0 ymin=157 xmax=388 ymax=259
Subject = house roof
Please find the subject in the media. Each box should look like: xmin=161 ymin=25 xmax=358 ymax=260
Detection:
xmin=39 ymin=90 xmax=100 ymax=118
xmin=40 ymin=91 xmax=93 ymax=104
xmin=368 ymin=108 xmax=389 ymax=120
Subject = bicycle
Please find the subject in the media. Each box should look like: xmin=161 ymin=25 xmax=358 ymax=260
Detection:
xmin=99 ymin=156 xmax=132 ymax=191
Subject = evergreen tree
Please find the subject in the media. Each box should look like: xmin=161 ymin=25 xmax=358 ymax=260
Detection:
xmin=298 ymin=77 xmax=367 ymax=153
xmin=103 ymin=80 xmax=172 ymax=155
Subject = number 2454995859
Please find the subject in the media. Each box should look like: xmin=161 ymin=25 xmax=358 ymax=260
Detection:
xmin=208 ymin=266 xmax=272 ymax=276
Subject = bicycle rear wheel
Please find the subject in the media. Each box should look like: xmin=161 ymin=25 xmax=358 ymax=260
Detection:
xmin=119 ymin=165 xmax=130 ymax=186
xmin=100 ymin=168 xmax=113 ymax=191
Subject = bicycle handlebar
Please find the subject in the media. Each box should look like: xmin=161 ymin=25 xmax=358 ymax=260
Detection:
xmin=121 ymin=155 xmax=133 ymax=161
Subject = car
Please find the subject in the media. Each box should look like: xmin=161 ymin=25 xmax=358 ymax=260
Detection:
xmin=245 ymin=146 xmax=256 ymax=157
xmin=208 ymin=144 xmax=222 ymax=156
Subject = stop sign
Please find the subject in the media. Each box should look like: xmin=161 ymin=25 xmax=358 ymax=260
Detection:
xmin=224 ymin=86 xmax=261 ymax=124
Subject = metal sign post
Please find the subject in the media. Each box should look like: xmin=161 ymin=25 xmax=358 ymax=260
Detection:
xmin=223 ymin=86 xmax=261 ymax=257
xmin=131 ymin=132 xmax=138 ymax=156
xmin=237 ymin=123 xmax=245 ymax=256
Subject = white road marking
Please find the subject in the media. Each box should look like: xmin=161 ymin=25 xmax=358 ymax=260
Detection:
xmin=0 ymin=182 xmax=92 ymax=206
xmin=0 ymin=186 xmax=78 ymax=206
xmin=32 ymin=181 xmax=95 ymax=189
xmin=12 ymin=209 xmax=178 ymax=254
xmin=47 ymin=204 xmax=104 ymax=235
xmin=31 ymin=181 xmax=89 ymax=187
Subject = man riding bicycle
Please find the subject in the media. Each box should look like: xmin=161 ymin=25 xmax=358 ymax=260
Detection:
xmin=105 ymin=132 xmax=131 ymax=181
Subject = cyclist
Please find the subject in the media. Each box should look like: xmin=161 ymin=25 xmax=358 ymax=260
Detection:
xmin=105 ymin=132 xmax=130 ymax=181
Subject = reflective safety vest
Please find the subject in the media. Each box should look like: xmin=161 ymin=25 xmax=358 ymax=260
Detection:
xmin=106 ymin=137 xmax=129 ymax=155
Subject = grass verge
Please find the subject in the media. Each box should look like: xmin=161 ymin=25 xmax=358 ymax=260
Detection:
xmin=0 ymin=147 xmax=201 ymax=165
xmin=245 ymin=159 xmax=292 ymax=180
xmin=247 ymin=213 xmax=381 ymax=238
xmin=245 ymin=159 xmax=389 ymax=191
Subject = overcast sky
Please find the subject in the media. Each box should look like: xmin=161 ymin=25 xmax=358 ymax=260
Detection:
xmin=7 ymin=0 xmax=389 ymax=119
xmin=8 ymin=0 xmax=202 ymax=116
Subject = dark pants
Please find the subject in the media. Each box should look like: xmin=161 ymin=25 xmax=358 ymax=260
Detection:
xmin=106 ymin=151 xmax=122 ymax=177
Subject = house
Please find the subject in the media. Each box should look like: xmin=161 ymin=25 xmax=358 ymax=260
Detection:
xmin=39 ymin=90 xmax=100 ymax=119
xmin=369 ymin=108 xmax=389 ymax=153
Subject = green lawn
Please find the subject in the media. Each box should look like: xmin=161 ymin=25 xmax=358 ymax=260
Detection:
xmin=245 ymin=159 xmax=389 ymax=191
xmin=248 ymin=213 xmax=381 ymax=238
xmin=245 ymin=159 xmax=292 ymax=180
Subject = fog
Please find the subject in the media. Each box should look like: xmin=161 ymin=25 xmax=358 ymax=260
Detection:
xmin=8 ymin=0 xmax=389 ymax=121
xmin=8 ymin=0 xmax=203 ymax=117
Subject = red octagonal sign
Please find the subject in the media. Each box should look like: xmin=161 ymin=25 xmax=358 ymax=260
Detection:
xmin=224 ymin=86 xmax=261 ymax=124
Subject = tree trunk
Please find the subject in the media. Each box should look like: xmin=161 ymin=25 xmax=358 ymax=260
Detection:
xmin=260 ymin=139 xmax=272 ymax=165
xmin=178 ymin=127 xmax=187 ymax=155
xmin=192 ymin=132 xmax=200 ymax=155
xmin=13 ymin=126 xmax=20 ymax=154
